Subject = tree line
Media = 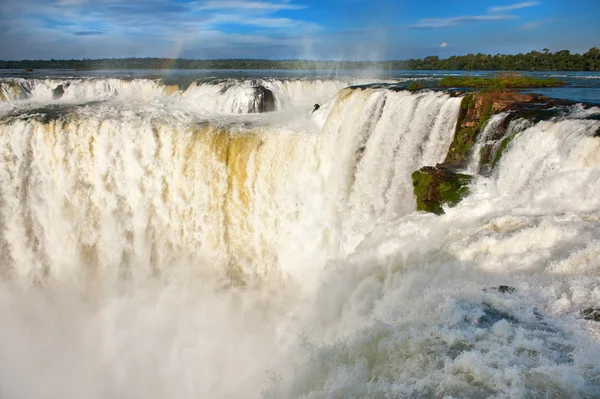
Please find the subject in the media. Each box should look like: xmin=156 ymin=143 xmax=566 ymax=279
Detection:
xmin=2 ymin=48 xmax=599 ymax=71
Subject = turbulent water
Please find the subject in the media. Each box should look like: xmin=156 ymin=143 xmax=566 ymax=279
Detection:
xmin=1 ymin=75 xmax=600 ymax=398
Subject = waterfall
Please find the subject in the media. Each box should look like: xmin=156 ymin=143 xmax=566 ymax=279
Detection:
xmin=465 ymin=112 xmax=508 ymax=174
xmin=264 ymin=111 xmax=600 ymax=399
xmin=0 ymin=88 xmax=461 ymax=282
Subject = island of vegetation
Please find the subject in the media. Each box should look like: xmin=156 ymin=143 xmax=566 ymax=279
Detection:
xmin=2 ymin=47 xmax=599 ymax=71
xmin=437 ymin=73 xmax=565 ymax=89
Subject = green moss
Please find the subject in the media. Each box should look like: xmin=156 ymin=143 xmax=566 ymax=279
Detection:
xmin=412 ymin=171 xmax=442 ymax=214
xmin=412 ymin=169 xmax=472 ymax=215
xmin=446 ymin=95 xmax=493 ymax=165
xmin=407 ymin=82 xmax=425 ymax=92
xmin=439 ymin=175 xmax=471 ymax=205
xmin=460 ymin=93 xmax=475 ymax=111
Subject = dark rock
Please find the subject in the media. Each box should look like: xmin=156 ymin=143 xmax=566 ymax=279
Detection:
xmin=253 ymin=85 xmax=276 ymax=113
xmin=497 ymin=285 xmax=517 ymax=294
xmin=581 ymin=308 xmax=600 ymax=321
xmin=412 ymin=163 xmax=472 ymax=215
xmin=52 ymin=83 xmax=70 ymax=100
xmin=484 ymin=285 xmax=517 ymax=294
xmin=449 ymin=90 xmax=465 ymax=98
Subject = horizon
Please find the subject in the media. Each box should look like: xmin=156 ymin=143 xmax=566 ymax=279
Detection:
xmin=1 ymin=47 xmax=599 ymax=63
xmin=1 ymin=0 xmax=599 ymax=61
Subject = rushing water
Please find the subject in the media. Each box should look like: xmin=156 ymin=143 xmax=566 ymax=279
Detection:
xmin=0 ymin=73 xmax=600 ymax=398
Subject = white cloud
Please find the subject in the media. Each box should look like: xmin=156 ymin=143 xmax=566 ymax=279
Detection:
xmin=210 ymin=14 xmax=320 ymax=29
xmin=198 ymin=1 xmax=306 ymax=11
xmin=410 ymin=14 xmax=516 ymax=29
xmin=489 ymin=2 xmax=540 ymax=13
xmin=440 ymin=42 xmax=448 ymax=48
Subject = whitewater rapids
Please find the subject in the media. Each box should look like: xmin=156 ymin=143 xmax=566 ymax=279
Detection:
xmin=0 ymin=77 xmax=600 ymax=398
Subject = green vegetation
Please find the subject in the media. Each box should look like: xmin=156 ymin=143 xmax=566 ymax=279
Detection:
xmin=1 ymin=47 xmax=599 ymax=71
xmin=407 ymin=82 xmax=425 ymax=91
xmin=404 ymin=47 xmax=600 ymax=71
xmin=412 ymin=168 xmax=472 ymax=215
xmin=445 ymin=94 xmax=493 ymax=165
xmin=438 ymin=73 xmax=564 ymax=89
xmin=412 ymin=172 xmax=439 ymax=214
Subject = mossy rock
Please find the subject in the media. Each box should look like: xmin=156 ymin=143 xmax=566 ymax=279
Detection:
xmin=445 ymin=94 xmax=493 ymax=166
xmin=412 ymin=165 xmax=472 ymax=215
xmin=445 ymin=91 xmax=548 ymax=168
xmin=407 ymin=82 xmax=426 ymax=92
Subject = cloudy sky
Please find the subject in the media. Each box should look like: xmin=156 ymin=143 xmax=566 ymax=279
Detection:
xmin=0 ymin=0 xmax=598 ymax=60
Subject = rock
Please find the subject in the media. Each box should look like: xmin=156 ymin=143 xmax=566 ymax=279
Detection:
xmin=445 ymin=91 xmax=546 ymax=167
xmin=52 ymin=83 xmax=70 ymax=100
xmin=407 ymin=82 xmax=425 ymax=92
xmin=412 ymin=164 xmax=472 ymax=215
xmin=497 ymin=285 xmax=516 ymax=294
xmin=253 ymin=85 xmax=275 ymax=113
xmin=484 ymin=285 xmax=517 ymax=294
xmin=581 ymin=308 xmax=600 ymax=321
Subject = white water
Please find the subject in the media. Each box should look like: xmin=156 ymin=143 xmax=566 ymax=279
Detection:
xmin=1 ymin=80 xmax=600 ymax=398
xmin=465 ymin=112 xmax=508 ymax=174
xmin=466 ymin=113 xmax=535 ymax=175
xmin=0 ymin=77 xmax=379 ymax=114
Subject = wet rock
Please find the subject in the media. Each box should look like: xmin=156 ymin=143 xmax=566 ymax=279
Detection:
xmin=449 ymin=90 xmax=465 ymax=98
xmin=498 ymin=285 xmax=517 ymax=294
xmin=52 ymin=83 xmax=70 ymax=100
xmin=445 ymin=91 xmax=547 ymax=166
xmin=484 ymin=285 xmax=517 ymax=294
xmin=412 ymin=164 xmax=472 ymax=215
xmin=253 ymin=85 xmax=275 ymax=113
xmin=581 ymin=308 xmax=600 ymax=321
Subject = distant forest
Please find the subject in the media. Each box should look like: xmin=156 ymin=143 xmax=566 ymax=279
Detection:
xmin=2 ymin=47 xmax=599 ymax=71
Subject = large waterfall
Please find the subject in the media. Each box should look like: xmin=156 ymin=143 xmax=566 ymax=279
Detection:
xmin=0 ymin=76 xmax=599 ymax=398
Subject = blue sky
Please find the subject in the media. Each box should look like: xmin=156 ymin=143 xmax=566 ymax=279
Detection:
xmin=0 ymin=0 xmax=598 ymax=60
